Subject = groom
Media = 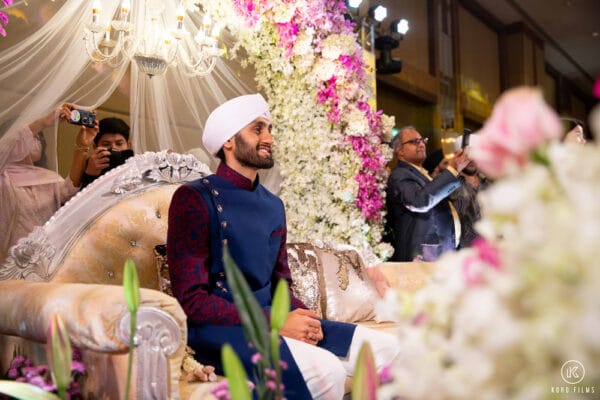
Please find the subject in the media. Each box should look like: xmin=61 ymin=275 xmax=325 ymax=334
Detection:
xmin=167 ymin=93 xmax=399 ymax=399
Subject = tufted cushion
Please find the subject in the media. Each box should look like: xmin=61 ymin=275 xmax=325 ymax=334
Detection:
xmin=51 ymin=185 xmax=179 ymax=289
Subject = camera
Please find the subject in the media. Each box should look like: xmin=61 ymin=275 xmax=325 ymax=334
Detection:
xmin=68 ymin=109 xmax=96 ymax=128
xmin=108 ymin=148 xmax=134 ymax=170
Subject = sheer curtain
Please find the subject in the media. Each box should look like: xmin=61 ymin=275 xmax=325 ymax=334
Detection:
xmin=0 ymin=0 xmax=290 ymax=262
xmin=0 ymin=0 xmax=257 ymax=173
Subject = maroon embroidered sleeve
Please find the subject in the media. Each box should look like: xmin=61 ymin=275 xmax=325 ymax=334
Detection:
xmin=167 ymin=184 xmax=242 ymax=325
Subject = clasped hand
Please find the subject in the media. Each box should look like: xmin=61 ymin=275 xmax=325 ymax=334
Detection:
xmin=279 ymin=308 xmax=324 ymax=346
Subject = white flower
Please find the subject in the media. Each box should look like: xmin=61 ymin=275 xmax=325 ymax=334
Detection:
xmin=344 ymin=107 xmax=370 ymax=137
xmin=270 ymin=1 xmax=297 ymax=23
xmin=311 ymin=58 xmax=337 ymax=81
xmin=321 ymin=34 xmax=357 ymax=60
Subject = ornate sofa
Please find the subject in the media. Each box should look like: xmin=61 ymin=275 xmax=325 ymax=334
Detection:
xmin=0 ymin=151 xmax=429 ymax=399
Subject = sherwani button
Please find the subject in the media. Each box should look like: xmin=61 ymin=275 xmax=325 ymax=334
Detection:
xmin=212 ymin=189 xmax=219 ymax=196
xmin=217 ymin=204 xmax=223 ymax=212
xmin=221 ymin=221 xmax=228 ymax=229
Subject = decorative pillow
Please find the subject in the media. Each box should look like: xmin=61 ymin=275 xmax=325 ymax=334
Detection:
xmin=313 ymin=243 xmax=380 ymax=323
xmin=154 ymin=244 xmax=173 ymax=297
xmin=286 ymin=243 xmax=323 ymax=317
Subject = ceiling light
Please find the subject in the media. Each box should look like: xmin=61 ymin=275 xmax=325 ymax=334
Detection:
xmin=346 ymin=0 xmax=363 ymax=9
xmin=369 ymin=5 xmax=388 ymax=23
xmin=375 ymin=35 xmax=402 ymax=74
xmin=391 ymin=18 xmax=410 ymax=35
xmin=84 ymin=0 xmax=224 ymax=77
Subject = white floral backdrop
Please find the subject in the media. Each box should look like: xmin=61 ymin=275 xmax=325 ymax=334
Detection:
xmin=208 ymin=0 xmax=394 ymax=258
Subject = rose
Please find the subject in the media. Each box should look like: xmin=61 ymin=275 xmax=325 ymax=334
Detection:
xmin=470 ymin=86 xmax=562 ymax=178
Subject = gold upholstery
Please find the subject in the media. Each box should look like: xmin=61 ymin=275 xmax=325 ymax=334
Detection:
xmin=52 ymin=185 xmax=178 ymax=288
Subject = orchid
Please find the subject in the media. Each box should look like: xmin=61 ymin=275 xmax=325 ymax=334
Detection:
xmin=0 ymin=0 xmax=13 ymax=38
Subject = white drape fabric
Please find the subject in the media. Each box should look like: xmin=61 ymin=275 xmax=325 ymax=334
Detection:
xmin=0 ymin=0 xmax=257 ymax=174
xmin=0 ymin=0 xmax=290 ymax=262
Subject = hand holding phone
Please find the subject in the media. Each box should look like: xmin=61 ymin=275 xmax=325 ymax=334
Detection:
xmin=68 ymin=109 xmax=96 ymax=128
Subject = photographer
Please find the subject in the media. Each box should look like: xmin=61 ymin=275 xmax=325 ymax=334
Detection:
xmin=80 ymin=117 xmax=133 ymax=190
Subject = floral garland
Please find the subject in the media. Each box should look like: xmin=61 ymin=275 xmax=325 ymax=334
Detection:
xmin=0 ymin=0 xmax=13 ymax=37
xmin=208 ymin=0 xmax=394 ymax=258
xmin=376 ymin=87 xmax=600 ymax=399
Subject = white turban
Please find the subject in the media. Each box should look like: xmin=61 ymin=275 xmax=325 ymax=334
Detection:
xmin=202 ymin=94 xmax=271 ymax=155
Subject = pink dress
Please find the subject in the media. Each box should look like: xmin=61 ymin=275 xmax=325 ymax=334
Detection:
xmin=0 ymin=127 xmax=78 ymax=263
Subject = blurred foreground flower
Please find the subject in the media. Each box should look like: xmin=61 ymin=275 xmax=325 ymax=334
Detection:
xmin=378 ymin=86 xmax=600 ymax=399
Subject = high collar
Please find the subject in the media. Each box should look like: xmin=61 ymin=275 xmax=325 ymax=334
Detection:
xmin=216 ymin=162 xmax=258 ymax=191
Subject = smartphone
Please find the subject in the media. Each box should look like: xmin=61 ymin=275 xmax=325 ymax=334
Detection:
xmin=462 ymin=128 xmax=472 ymax=148
xmin=108 ymin=149 xmax=134 ymax=170
xmin=68 ymin=109 xmax=96 ymax=128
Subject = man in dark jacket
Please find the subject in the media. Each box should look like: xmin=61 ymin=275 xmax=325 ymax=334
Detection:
xmin=386 ymin=126 xmax=469 ymax=261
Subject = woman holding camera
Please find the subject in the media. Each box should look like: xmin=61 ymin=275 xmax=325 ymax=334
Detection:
xmin=0 ymin=103 xmax=96 ymax=263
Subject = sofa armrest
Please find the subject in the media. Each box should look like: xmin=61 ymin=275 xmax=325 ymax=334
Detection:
xmin=0 ymin=280 xmax=186 ymax=350
xmin=0 ymin=281 xmax=187 ymax=399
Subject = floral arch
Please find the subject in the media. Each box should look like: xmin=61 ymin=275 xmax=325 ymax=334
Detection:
xmin=214 ymin=0 xmax=395 ymax=258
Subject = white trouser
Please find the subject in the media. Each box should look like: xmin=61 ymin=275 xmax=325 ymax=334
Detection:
xmin=284 ymin=325 xmax=400 ymax=400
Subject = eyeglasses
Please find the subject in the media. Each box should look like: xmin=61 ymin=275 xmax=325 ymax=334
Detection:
xmin=401 ymin=137 xmax=428 ymax=146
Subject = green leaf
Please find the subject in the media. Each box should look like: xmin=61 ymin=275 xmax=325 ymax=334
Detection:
xmin=270 ymin=279 xmax=290 ymax=331
xmin=352 ymin=342 xmax=378 ymax=400
xmin=123 ymin=258 xmax=140 ymax=313
xmin=222 ymin=243 xmax=270 ymax=356
xmin=222 ymin=344 xmax=252 ymax=400
xmin=123 ymin=258 xmax=140 ymax=400
xmin=47 ymin=314 xmax=71 ymax=400
xmin=0 ymin=381 xmax=61 ymax=400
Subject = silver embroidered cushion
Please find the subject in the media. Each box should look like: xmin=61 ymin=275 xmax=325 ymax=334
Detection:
xmin=286 ymin=243 xmax=323 ymax=317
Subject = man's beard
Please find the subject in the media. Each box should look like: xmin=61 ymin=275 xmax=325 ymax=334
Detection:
xmin=234 ymin=134 xmax=274 ymax=169
xmin=462 ymin=161 xmax=479 ymax=176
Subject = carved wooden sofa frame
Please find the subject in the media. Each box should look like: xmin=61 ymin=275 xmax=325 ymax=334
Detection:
xmin=0 ymin=151 xmax=211 ymax=399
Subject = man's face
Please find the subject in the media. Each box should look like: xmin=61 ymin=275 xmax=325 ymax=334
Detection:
xmin=462 ymin=160 xmax=478 ymax=176
xmin=96 ymin=133 xmax=129 ymax=151
xmin=396 ymin=128 xmax=427 ymax=166
xmin=232 ymin=116 xmax=274 ymax=169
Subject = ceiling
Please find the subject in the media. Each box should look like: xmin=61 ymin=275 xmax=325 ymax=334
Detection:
xmin=1 ymin=0 xmax=598 ymax=96
xmin=474 ymin=0 xmax=600 ymax=96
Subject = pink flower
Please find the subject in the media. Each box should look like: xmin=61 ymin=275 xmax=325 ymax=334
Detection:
xmin=594 ymin=74 xmax=600 ymax=99
xmin=462 ymin=238 xmax=502 ymax=286
xmin=251 ymin=352 xmax=263 ymax=364
xmin=471 ymin=87 xmax=562 ymax=178
xmin=472 ymin=237 xmax=501 ymax=269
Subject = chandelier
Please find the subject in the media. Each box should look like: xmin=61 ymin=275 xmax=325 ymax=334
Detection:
xmin=84 ymin=0 xmax=225 ymax=77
